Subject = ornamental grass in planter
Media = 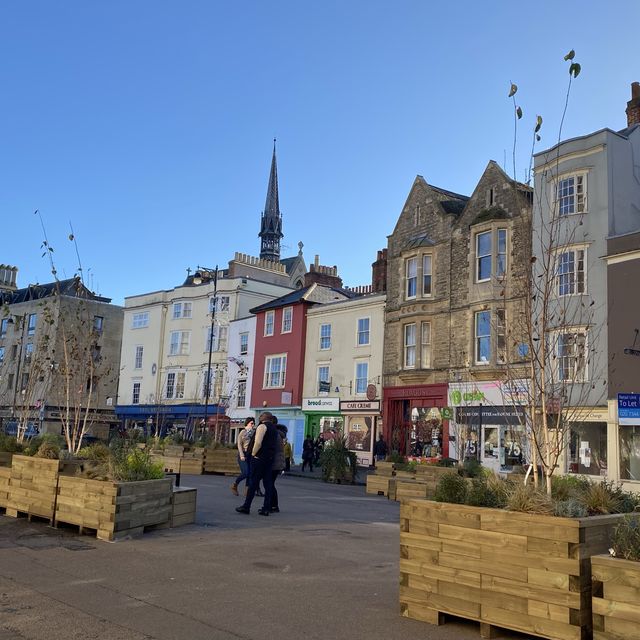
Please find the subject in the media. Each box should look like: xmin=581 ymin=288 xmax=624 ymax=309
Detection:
xmin=591 ymin=514 xmax=640 ymax=640
xmin=400 ymin=472 xmax=640 ymax=640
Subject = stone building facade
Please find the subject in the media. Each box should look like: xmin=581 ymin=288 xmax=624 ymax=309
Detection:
xmin=383 ymin=161 xmax=532 ymax=463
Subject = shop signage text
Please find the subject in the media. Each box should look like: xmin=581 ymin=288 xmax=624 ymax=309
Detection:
xmin=340 ymin=400 xmax=380 ymax=413
xmin=303 ymin=397 xmax=340 ymax=412
xmin=619 ymin=393 xmax=640 ymax=426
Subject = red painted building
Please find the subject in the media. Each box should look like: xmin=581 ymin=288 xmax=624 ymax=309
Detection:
xmin=250 ymin=284 xmax=352 ymax=457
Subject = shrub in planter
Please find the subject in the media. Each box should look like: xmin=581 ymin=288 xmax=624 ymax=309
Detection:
xmin=0 ymin=434 xmax=24 ymax=454
xmin=611 ymin=513 xmax=640 ymax=561
xmin=386 ymin=451 xmax=405 ymax=464
xmin=319 ymin=435 xmax=357 ymax=484
xmin=434 ymin=470 xmax=467 ymax=504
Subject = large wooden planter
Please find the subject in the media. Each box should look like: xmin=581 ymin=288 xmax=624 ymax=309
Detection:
xmin=0 ymin=452 xmax=13 ymax=467
xmin=400 ymin=499 xmax=622 ymax=640
xmin=55 ymin=476 xmax=172 ymax=541
xmin=204 ymin=448 xmax=239 ymax=475
xmin=7 ymin=455 xmax=62 ymax=520
xmin=0 ymin=467 xmax=10 ymax=509
xmin=366 ymin=474 xmax=394 ymax=496
xmin=592 ymin=554 xmax=640 ymax=640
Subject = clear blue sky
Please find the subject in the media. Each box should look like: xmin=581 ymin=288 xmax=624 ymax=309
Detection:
xmin=2 ymin=1 xmax=639 ymax=305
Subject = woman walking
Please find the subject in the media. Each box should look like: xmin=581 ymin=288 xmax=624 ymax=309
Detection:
xmin=231 ymin=417 xmax=255 ymax=496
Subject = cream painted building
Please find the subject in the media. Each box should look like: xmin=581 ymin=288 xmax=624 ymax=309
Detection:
xmin=116 ymin=259 xmax=295 ymax=437
xmin=303 ymin=293 xmax=385 ymax=466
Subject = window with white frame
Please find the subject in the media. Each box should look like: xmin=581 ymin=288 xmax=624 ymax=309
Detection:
xmin=357 ymin=317 xmax=370 ymax=346
xmin=557 ymin=330 xmax=587 ymax=382
xmin=0 ymin=318 xmax=7 ymax=338
xmin=93 ymin=315 xmax=104 ymax=333
xmin=320 ymin=323 xmax=331 ymax=350
xmin=134 ymin=345 xmax=143 ymax=369
xmin=264 ymin=311 xmax=275 ymax=336
xmin=405 ymin=257 xmax=417 ymax=299
xmin=496 ymin=309 xmax=506 ymax=363
xmin=237 ymin=380 xmax=247 ymax=408
xmin=476 ymin=229 xmax=507 ymax=281
xmin=422 ymin=255 xmax=432 ymax=296
xmin=27 ymin=313 xmax=37 ymax=336
xmin=421 ymin=321 xmax=431 ymax=368
xmin=475 ymin=310 xmax=491 ymax=364
xmin=317 ymin=365 xmax=330 ymax=394
xmin=282 ymin=306 xmax=293 ymax=333
xmin=239 ymin=332 xmax=249 ymax=355
xmin=209 ymin=296 xmax=230 ymax=313
xmin=355 ymin=361 xmax=368 ymax=394
xmin=0 ymin=347 xmax=4 ymax=363
xmin=476 ymin=231 xmax=492 ymax=281
xmin=206 ymin=326 xmax=227 ymax=352
xmin=169 ymin=330 xmax=190 ymax=355
xmin=132 ymin=382 xmax=141 ymax=404
xmin=556 ymin=247 xmax=586 ymax=296
xmin=264 ymin=354 xmax=287 ymax=388
xmin=557 ymin=174 xmax=587 ymax=216
xmin=175 ymin=371 xmax=185 ymax=398
xmin=166 ymin=372 xmax=175 ymax=399
xmin=404 ymin=323 xmax=416 ymax=368
xmin=132 ymin=312 xmax=149 ymax=329
xmin=24 ymin=342 xmax=33 ymax=362
xmin=173 ymin=302 xmax=192 ymax=319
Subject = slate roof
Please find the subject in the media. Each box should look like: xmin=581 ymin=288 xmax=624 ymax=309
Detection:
xmin=249 ymin=283 xmax=353 ymax=314
xmin=0 ymin=277 xmax=111 ymax=305
xmin=404 ymin=233 xmax=435 ymax=251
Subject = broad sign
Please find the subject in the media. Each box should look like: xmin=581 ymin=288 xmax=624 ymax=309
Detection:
xmin=618 ymin=393 xmax=640 ymax=426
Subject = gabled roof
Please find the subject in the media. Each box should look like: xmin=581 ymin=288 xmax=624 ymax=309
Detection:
xmin=249 ymin=283 xmax=353 ymax=314
xmin=404 ymin=233 xmax=435 ymax=251
xmin=0 ymin=277 xmax=111 ymax=305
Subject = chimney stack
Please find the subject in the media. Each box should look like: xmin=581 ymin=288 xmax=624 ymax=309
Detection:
xmin=626 ymin=82 xmax=640 ymax=127
xmin=371 ymin=248 xmax=387 ymax=293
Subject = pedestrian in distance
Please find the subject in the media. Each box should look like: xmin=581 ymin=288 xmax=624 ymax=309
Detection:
xmin=301 ymin=435 xmax=315 ymax=472
xmin=270 ymin=423 xmax=287 ymax=512
xmin=313 ymin=433 xmax=325 ymax=466
xmin=231 ymin=416 xmax=255 ymax=496
xmin=235 ymin=411 xmax=278 ymax=516
xmin=284 ymin=437 xmax=292 ymax=472
xmin=373 ymin=433 xmax=388 ymax=462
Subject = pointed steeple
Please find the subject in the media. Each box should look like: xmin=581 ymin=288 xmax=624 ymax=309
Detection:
xmin=259 ymin=139 xmax=284 ymax=262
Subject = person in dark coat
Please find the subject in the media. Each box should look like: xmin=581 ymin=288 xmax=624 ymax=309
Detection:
xmin=235 ymin=412 xmax=278 ymax=516
xmin=373 ymin=434 xmax=388 ymax=462
xmin=270 ymin=424 xmax=287 ymax=512
xmin=301 ymin=435 xmax=315 ymax=472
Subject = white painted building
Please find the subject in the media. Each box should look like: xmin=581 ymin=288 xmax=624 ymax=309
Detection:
xmin=225 ymin=314 xmax=256 ymax=433
xmin=303 ymin=293 xmax=385 ymax=466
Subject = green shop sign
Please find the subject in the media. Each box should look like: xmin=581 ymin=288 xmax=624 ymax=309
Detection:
xmin=449 ymin=390 xmax=485 ymax=405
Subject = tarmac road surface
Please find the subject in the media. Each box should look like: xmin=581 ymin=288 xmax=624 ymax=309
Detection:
xmin=0 ymin=473 xmax=533 ymax=640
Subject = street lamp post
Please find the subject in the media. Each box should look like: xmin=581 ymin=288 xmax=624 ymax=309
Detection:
xmin=193 ymin=265 xmax=218 ymax=441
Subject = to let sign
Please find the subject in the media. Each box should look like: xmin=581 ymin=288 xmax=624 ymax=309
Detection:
xmin=618 ymin=393 xmax=640 ymax=425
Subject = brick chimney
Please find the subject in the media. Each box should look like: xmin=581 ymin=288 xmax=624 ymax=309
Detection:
xmin=626 ymin=82 xmax=640 ymax=127
xmin=303 ymin=255 xmax=343 ymax=288
xmin=371 ymin=248 xmax=387 ymax=293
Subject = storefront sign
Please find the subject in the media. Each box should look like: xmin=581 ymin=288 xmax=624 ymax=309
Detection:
xmin=618 ymin=393 xmax=640 ymax=425
xmin=340 ymin=400 xmax=380 ymax=413
xmin=449 ymin=380 xmax=529 ymax=407
xmin=457 ymin=405 xmax=525 ymax=426
xmin=303 ymin=397 xmax=340 ymax=412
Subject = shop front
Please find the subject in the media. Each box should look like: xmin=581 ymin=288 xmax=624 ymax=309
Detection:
xmin=340 ymin=399 xmax=381 ymax=467
xmin=448 ymin=381 xmax=528 ymax=473
xmin=302 ymin=397 xmax=342 ymax=439
xmin=618 ymin=393 xmax=640 ymax=485
xmin=566 ymin=407 xmax=609 ymax=477
xmin=383 ymin=384 xmax=449 ymax=459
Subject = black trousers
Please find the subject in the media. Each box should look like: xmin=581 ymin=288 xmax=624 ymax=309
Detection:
xmin=241 ymin=456 xmax=274 ymax=512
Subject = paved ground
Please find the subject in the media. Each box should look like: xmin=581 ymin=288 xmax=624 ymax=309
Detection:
xmin=0 ymin=473 xmax=531 ymax=640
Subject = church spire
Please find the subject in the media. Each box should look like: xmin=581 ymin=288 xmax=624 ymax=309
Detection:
xmin=259 ymin=139 xmax=284 ymax=262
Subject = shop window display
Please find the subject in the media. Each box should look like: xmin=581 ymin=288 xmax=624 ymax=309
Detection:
xmin=620 ymin=425 xmax=640 ymax=481
xmin=568 ymin=421 xmax=607 ymax=476
xmin=410 ymin=407 xmax=442 ymax=459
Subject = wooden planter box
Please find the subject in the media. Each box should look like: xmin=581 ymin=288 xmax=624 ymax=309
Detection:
xmin=7 ymin=455 xmax=61 ymax=521
xmin=0 ymin=466 xmax=10 ymax=509
xmin=366 ymin=474 xmax=393 ymax=496
xmin=394 ymin=479 xmax=430 ymax=501
xmin=375 ymin=461 xmax=396 ymax=476
xmin=170 ymin=487 xmax=197 ymax=527
xmin=204 ymin=448 xmax=239 ymax=475
xmin=180 ymin=448 xmax=204 ymax=475
xmin=55 ymin=476 xmax=172 ymax=541
xmin=592 ymin=554 xmax=640 ymax=640
xmin=0 ymin=452 xmax=13 ymax=467
xmin=400 ymin=499 xmax=622 ymax=640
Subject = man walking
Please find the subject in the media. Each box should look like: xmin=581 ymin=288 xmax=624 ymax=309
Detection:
xmin=374 ymin=433 xmax=388 ymax=462
xmin=236 ymin=412 xmax=278 ymax=516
